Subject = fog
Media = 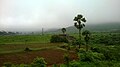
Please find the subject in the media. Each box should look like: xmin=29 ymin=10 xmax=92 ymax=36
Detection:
xmin=0 ymin=0 xmax=120 ymax=32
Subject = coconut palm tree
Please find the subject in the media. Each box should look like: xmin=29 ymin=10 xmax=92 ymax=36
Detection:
xmin=73 ymin=14 xmax=86 ymax=48
xmin=62 ymin=28 xmax=66 ymax=34
xmin=82 ymin=30 xmax=91 ymax=51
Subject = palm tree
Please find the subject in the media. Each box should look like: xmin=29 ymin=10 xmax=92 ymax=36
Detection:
xmin=73 ymin=14 xmax=86 ymax=48
xmin=62 ymin=28 xmax=66 ymax=34
xmin=82 ymin=30 xmax=91 ymax=51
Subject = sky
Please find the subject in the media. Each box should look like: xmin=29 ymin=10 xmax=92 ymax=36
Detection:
xmin=0 ymin=0 xmax=120 ymax=32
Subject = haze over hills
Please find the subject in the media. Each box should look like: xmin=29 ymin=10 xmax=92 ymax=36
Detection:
xmin=0 ymin=22 xmax=120 ymax=34
xmin=46 ymin=22 xmax=120 ymax=34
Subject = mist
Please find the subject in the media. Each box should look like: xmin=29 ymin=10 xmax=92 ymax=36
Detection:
xmin=0 ymin=0 xmax=120 ymax=32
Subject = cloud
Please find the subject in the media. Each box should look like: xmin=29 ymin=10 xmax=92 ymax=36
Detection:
xmin=0 ymin=0 xmax=120 ymax=32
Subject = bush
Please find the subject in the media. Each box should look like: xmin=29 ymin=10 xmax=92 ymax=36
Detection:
xmin=72 ymin=39 xmax=85 ymax=46
xmin=31 ymin=57 xmax=47 ymax=67
xmin=63 ymin=53 xmax=70 ymax=67
xmin=91 ymin=45 xmax=120 ymax=61
xmin=59 ymin=44 xmax=68 ymax=49
xmin=70 ymin=61 xmax=81 ymax=67
xmin=91 ymin=46 xmax=105 ymax=53
xmin=52 ymin=64 xmax=58 ymax=67
xmin=3 ymin=62 xmax=13 ymax=67
xmin=50 ymin=35 xmax=68 ymax=43
xmin=79 ymin=51 xmax=95 ymax=62
xmin=24 ymin=47 xmax=32 ymax=51
xmin=78 ymin=51 xmax=105 ymax=62
xmin=91 ymin=33 xmax=120 ymax=45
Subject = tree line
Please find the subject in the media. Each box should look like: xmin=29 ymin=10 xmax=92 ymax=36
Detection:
xmin=0 ymin=31 xmax=20 ymax=35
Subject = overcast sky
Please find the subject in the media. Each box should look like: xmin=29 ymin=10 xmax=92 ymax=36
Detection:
xmin=0 ymin=0 xmax=120 ymax=32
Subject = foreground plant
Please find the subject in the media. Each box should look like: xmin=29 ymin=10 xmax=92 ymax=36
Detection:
xmin=31 ymin=57 xmax=47 ymax=67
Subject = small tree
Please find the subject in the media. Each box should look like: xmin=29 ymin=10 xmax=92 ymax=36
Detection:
xmin=82 ymin=30 xmax=91 ymax=51
xmin=73 ymin=14 xmax=86 ymax=48
xmin=62 ymin=28 xmax=66 ymax=34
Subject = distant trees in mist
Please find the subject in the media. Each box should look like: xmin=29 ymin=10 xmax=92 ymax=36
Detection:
xmin=0 ymin=31 xmax=19 ymax=35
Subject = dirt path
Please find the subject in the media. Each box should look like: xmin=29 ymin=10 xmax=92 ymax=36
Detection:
xmin=0 ymin=48 xmax=78 ymax=67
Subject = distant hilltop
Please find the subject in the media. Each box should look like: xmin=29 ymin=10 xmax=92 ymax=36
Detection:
xmin=46 ymin=22 xmax=120 ymax=34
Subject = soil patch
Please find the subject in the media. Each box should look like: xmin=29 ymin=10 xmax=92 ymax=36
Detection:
xmin=0 ymin=48 xmax=78 ymax=67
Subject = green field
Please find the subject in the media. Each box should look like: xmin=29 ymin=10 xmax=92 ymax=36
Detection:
xmin=0 ymin=35 xmax=51 ymax=44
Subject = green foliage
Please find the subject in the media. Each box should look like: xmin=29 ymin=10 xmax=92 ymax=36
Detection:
xmin=63 ymin=53 xmax=70 ymax=67
xmin=52 ymin=64 xmax=58 ymax=67
xmin=103 ymin=47 xmax=120 ymax=61
xmin=3 ymin=62 xmax=13 ymax=67
xmin=82 ymin=30 xmax=91 ymax=51
xmin=50 ymin=35 xmax=68 ymax=43
xmin=91 ymin=45 xmax=120 ymax=61
xmin=69 ymin=61 xmax=81 ymax=67
xmin=72 ymin=39 xmax=81 ymax=46
xmin=72 ymin=39 xmax=85 ymax=45
xmin=3 ymin=57 xmax=47 ymax=67
xmin=91 ymin=33 xmax=120 ymax=45
xmin=72 ymin=39 xmax=85 ymax=49
xmin=79 ymin=51 xmax=95 ymax=62
xmin=60 ymin=61 xmax=120 ymax=67
xmin=82 ymin=30 xmax=91 ymax=43
xmin=31 ymin=57 xmax=47 ymax=67
xmin=70 ymin=61 xmax=98 ymax=67
xmin=3 ymin=63 xmax=29 ymax=67
xmin=78 ymin=51 xmax=105 ymax=62
xmin=91 ymin=46 xmax=105 ymax=53
xmin=19 ymin=64 xmax=30 ymax=67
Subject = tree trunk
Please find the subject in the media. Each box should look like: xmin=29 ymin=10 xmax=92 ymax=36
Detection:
xmin=86 ymin=41 xmax=89 ymax=51
xmin=78 ymin=29 xmax=82 ymax=48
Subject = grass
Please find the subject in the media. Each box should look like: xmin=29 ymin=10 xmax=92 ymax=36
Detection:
xmin=0 ymin=43 xmax=64 ymax=54
xmin=0 ymin=34 xmax=51 ymax=44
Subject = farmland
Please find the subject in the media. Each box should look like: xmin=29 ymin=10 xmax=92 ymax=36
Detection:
xmin=0 ymin=35 xmax=51 ymax=44
xmin=0 ymin=32 xmax=120 ymax=67
xmin=0 ymin=34 xmax=78 ymax=67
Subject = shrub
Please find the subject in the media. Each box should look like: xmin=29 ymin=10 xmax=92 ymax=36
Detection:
xmin=91 ymin=47 xmax=103 ymax=53
xmin=79 ymin=51 xmax=95 ymax=62
xmin=52 ymin=64 xmax=58 ymax=67
xmin=3 ymin=62 xmax=13 ymax=67
xmin=70 ymin=61 xmax=81 ymax=67
xmin=63 ymin=53 xmax=70 ymax=67
xmin=50 ymin=35 xmax=68 ymax=43
xmin=59 ymin=44 xmax=68 ymax=49
xmin=72 ymin=39 xmax=85 ymax=46
xmin=31 ymin=57 xmax=47 ymax=67
xmin=91 ymin=45 xmax=120 ymax=61
xmin=24 ymin=47 xmax=32 ymax=51
xmin=78 ymin=51 xmax=105 ymax=62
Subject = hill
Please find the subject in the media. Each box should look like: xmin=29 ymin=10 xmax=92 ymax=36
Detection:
xmin=46 ymin=23 xmax=120 ymax=34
